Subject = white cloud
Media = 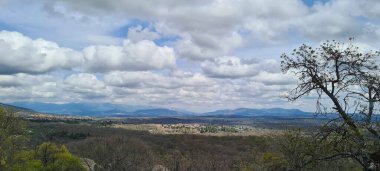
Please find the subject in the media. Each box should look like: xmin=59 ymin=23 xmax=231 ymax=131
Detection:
xmin=0 ymin=31 xmax=83 ymax=74
xmin=251 ymin=72 xmax=296 ymax=86
xmin=176 ymin=32 xmax=243 ymax=60
xmin=104 ymin=71 xmax=151 ymax=88
xmin=0 ymin=1 xmax=124 ymax=48
xmin=83 ymin=40 xmax=176 ymax=72
xmin=0 ymin=30 xmax=176 ymax=74
xmin=242 ymin=0 xmax=308 ymax=43
xmin=33 ymin=0 xmax=306 ymax=60
xmin=2 ymin=0 xmax=380 ymax=112
xmin=0 ymin=73 xmax=55 ymax=87
xmin=0 ymin=73 xmax=64 ymax=102
xmin=64 ymin=73 xmax=110 ymax=99
xmin=296 ymin=1 xmax=360 ymax=40
xmin=201 ymin=56 xmax=280 ymax=78
xmin=4 ymin=0 xmax=379 ymax=59
xmin=104 ymin=71 xmax=213 ymax=89
xmin=64 ymin=73 xmax=105 ymax=90
xmin=127 ymin=26 xmax=160 ymax=42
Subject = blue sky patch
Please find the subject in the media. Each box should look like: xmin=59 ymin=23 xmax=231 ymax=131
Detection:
xmin=111 ymin=19 xmax=151 ymax=38
xmin=302 ymin=0 xmax=330 ymax=7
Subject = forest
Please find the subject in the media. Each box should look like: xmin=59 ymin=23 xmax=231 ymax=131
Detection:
xmin=0 ymin=107 xmax=363 ymax=171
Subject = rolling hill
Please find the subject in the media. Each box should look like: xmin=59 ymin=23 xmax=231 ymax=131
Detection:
xmin=202 ymin=108 xmax=311 ymax=117
xmin=5 ymin=102 xmax=311 ymax=118
xmin=0 ymin=103 xmax=37 ymax=116
xmin=9 ymin=102 xmax=154 ymax=116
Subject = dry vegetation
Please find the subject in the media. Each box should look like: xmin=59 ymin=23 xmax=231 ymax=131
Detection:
xmin=112 ymin=123 xmax=283 ymax=136
xmin=26 ymin=121 xmax=361 ymax=171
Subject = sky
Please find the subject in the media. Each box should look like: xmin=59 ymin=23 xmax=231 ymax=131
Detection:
xmin=0 ymin=0 xmax=379 ymax=112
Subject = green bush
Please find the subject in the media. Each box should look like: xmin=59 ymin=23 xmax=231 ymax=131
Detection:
xmin=0 ymin=107 xmax=85 ymax=171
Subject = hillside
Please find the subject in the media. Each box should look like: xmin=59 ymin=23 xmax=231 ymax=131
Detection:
xmin=6 ymin=102 xmax=311 ymax=118
xmin=202 ymin=108 xmax=312 ymax=118
xmin=0 ymin=103 xmax=37 ymax=116
xmin=9 ymin=102 xmax=154 ymax=116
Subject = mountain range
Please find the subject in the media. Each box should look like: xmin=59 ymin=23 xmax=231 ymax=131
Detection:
xmin=202 ymin=108 xmax=310 ymax=117
xmin=4 ymin=102 xmax=312 ymax=117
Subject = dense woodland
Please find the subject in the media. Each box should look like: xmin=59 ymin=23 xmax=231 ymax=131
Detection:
xmin=0 ymin=106 xmax=363 ymax=171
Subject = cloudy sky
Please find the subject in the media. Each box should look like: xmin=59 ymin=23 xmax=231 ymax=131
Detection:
xmin=0 ymin=0 xmax=379 ymax=112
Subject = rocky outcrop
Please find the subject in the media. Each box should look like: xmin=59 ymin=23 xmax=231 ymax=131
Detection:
xmin=81 ymin=158 xmax=96 ymax=171
xmin=152 ymin=165 xmax=169 ymax=171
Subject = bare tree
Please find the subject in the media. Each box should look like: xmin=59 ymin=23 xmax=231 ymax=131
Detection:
xmin=281 ymin=38 xmax=380 ymax=171
xmin=75 ymin=136 xmax=154 ymax=171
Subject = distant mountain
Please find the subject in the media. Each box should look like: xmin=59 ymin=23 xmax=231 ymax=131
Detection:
xmin=128 ymin=108 xmax=193 ymax=117
xmin=9 ymin=102 xmax=154 ymax=116
xmin=202 ymin=108 xmax=312 ymax=117
xmin=6 ymin=102 xmax=311 ymax=118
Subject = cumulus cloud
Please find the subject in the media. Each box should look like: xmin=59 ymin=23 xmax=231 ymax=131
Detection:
xmin=0 ymin=73 xmax=65 ymax=102
xmin=0 ymin=74 xmax=55 ymax=87
xmin=0 ymin=31 xmax=83 ymax=74
xmin=5 ymin=0 xmax=380 ymax=60
xmin=242 ymin=0 xmax=308 ymax=43
xmin=83 ymin=40 xmax=176 ymax=72
xmin=127 ymin=26 xmax=160 ymax=42
xmin=251 ymin=72 xmax=296 ymax=86
xmin=201 ymin=56 xmax=280 ymax=78
xmin=2 ymin=0 xmax=380 ymax=112
xmin=64 ymin=73 xmax=105 ymax=90
xmin=176 ymin=32 xmax=243 ymax=60
xmin=292 ymin=0 xmax=380 ymax=42
xmin=64 ymin=73 xmax=110 ymax=99
xmin=104 ymin=71 xmax=212 ymax=89
xmin=35 ymin=0 xmax=304 ymax=60
xmin=0 ymin=30 xmax=176 ymax=75
xmin=296 ymin=1 xmax=360 ymax=40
